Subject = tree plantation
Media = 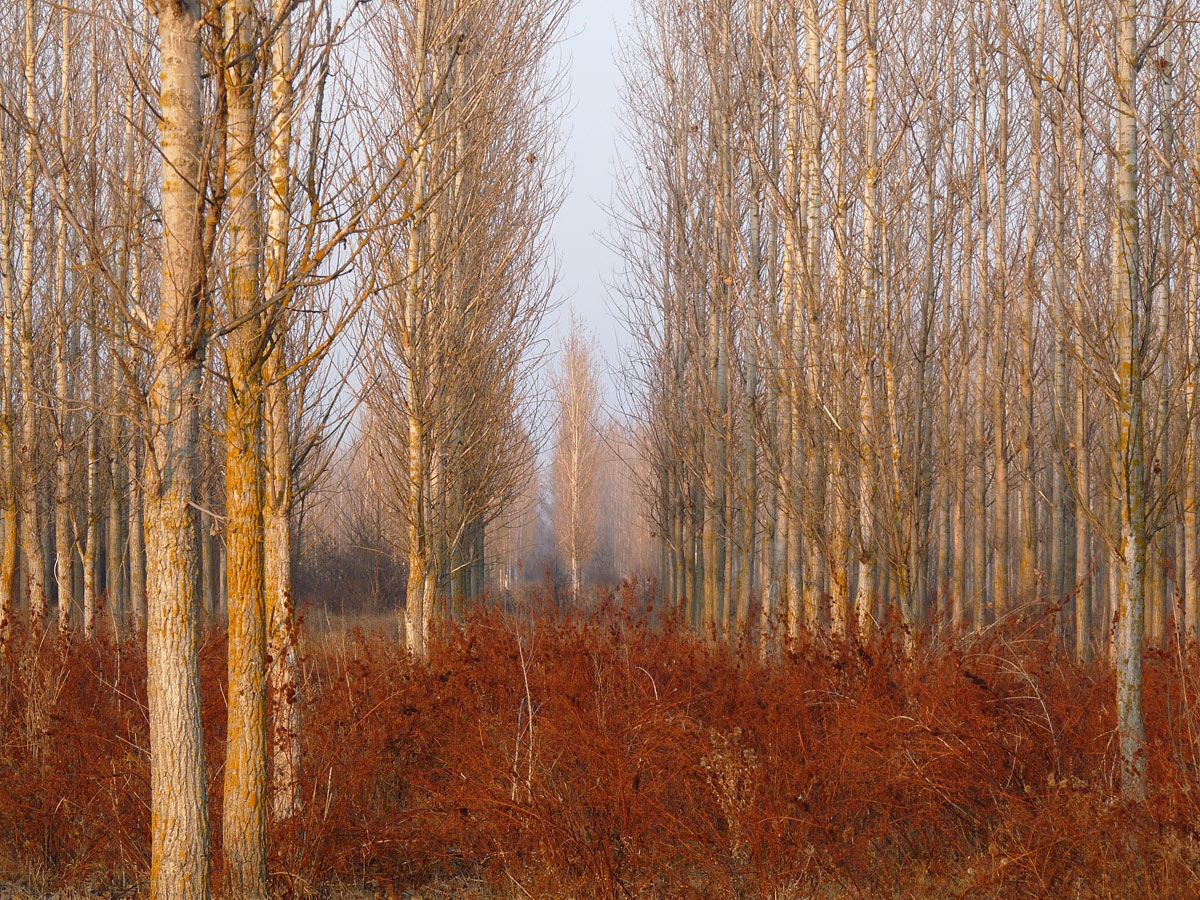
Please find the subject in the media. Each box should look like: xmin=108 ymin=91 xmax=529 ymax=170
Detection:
xmin=0 ymin=0 xmax=1199 ymax=898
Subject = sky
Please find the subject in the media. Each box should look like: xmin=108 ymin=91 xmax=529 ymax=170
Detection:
xmin=551 ymin=0 xmax=635 ymax=380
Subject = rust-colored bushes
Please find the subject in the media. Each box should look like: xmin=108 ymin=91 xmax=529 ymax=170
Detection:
xmin=2 ymin=591 xmax=1200 ymax=898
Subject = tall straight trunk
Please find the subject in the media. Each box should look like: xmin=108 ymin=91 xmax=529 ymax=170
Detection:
xmin=787 ymin=500 xmax=802 ymax=637
xmin=127 ymin=94 xmax=148 ymax=636
xmin=1019 ymin=2 xmax=1046 ymax=603
xmin=53 ymin=3 xmax=73 ymax=633
xmin=221 ymin=1 xmax=268 ymax=892
xmin=781 ymin=26 xmax=801 ymax=641
xmin=952 ymin=66 xmax=978 ymax=633
xmin=1048 ymin=18 xmax=1069 ymax=608
xmin=266 ymin=0 xmax=301 ymax=822
xmin=702 ymin=371 xmax=719 ymax=637
xmin=130 ymin=438 xmax=146 ymax=631
xmin=0 ymin=133 xmax=15 ymax=640
xmin=108 ymin=427 xmax=125 ymax=638
xmin=146 ymin=3 xmax=211 ymax=900
xmin=106 ymin=18 xmax=143 ymax=641
xmin=972 ymin=53 xmax=990 ymax=630
xmin=737 ymin=0 xmax=763 ymax=637
xmin=19 ymin=0 xmax=47 ymax=625
xmin=908 ymin=89 xmax=938 ymax=632
xmin=1075 ymin=377 xmax=1091 ymax=660
xmin=854 ymin=0 xmax=879 ymax=636
xmin=826 ymin=0 xmax=850 ymax=633
xmin=1187 ymin=251 xmax=1199 ymax=640
xmin=1072 ymin=28 xmax=1092 ymax=661
xmin=991 ymin=54 xmax=1011 ymax=620
xmin=1187 ymin=53 xmax=1200 ymax=642
xmin=973 ymin=350 xmax=988 ymax=628
xmin=1148 ymin=67 xmax=1174 ymax=648
xmin=1113 ymin=0 xmax=1146 ymax=801
xmin=403 ymin=0 xmax=433 ymax=660
xmin=683 ymin=493 xmax=698 ymax=628
xmin=674 ymin=484 xmax=686 ymax=613
xmin=81 ymin=2 xmax=103 ymax=638
xmin=83 ymin=291 xmax=101 ymax=639
xmin=801 ymin=0 xmax=826 ymax=637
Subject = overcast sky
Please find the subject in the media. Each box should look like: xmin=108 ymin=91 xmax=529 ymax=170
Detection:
xmin=551 ymin=0 xmax=634 ymax=374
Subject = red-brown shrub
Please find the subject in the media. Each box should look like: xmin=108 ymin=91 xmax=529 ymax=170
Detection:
xmin=2 ymin=587 xmax=1200 ymax=898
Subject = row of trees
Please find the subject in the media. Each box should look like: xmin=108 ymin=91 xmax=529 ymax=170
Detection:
xmin=617 ymin=0 xmax=1183 ymax=799
xmin=0 ymin=0 xmax=357 ymax=895
xmin=308 ymin=314 xmax=654 ymax=615
xmin=0 ymin=1 xmax=570 ymax=899
xmin=361 ymin=0 xmax=571 ymax=655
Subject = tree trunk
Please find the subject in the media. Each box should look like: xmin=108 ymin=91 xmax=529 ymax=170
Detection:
xmin=221 ymin=0 xmax=269 ymax=892
xmin=19 ymin=0 xmax=47 ymax=626
xmin=266 ymin=0 xmax=301 ymax=822
xmin=53 ymin=2 xmax=74 ymax=634
xmin=1113 ymin=0 xmax=1146 ymax=801
xmin=854 ymin=0 xmax=879 ymax=637
xmin=0 ymin=134 xmax=15 ymax=641
xmin=146 ymin=4 xmax=211 ymax=899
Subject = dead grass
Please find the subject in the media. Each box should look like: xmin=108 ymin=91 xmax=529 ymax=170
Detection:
xmin=2 ymin=582 xmax=1200 ymax=899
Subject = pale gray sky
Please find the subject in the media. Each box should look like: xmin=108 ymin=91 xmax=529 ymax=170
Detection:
xmin=551 ymin=0 xmax=633 ymax=369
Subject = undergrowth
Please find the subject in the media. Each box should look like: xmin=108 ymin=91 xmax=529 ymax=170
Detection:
xmin=2 ymin=582 xmax=1200 ymax=898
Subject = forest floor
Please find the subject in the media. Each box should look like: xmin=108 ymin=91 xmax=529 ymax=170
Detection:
xmin=2 ymin=582 xmax=1200 ymax=899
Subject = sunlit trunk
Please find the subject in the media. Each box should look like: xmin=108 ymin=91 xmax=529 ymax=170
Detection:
xmin=266 ymin=0 xmax=301 ymax=822
xmin=146 ymin=3 xmax=211 ymax=898
xmin=19 ymin=0 xmax=47 ymax=626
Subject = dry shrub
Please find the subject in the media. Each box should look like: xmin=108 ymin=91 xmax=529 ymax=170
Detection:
xmin=2 ymin=585 xmax=1200 ymax=899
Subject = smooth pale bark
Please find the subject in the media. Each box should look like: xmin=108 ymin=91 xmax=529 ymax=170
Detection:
xmin=906 ymin=89 xmax=938 ymax=634
xmin=781 ymin=43 xmax=801 ymax=642
xmin=1148 ymin=68 xmax=1174 ymax=649
xmin=402 ymin=0 xmax=433 ymax=660
xmin=972 ymin=53 xmax=990 ymax=631
xmin=990 ymin=54 xmax=1010 ymax=621
xmin=83 ymin=272 xmax=101 ymax=639
xmin=266 ymin=0 xmax=301 ymax=822
xmin=108 ymin=433 xmax=124 ymax=638
xmin=826 ymin=0 xmax=850 ymax=635
xmin=53 ymin=4 xmax=73 ymax=633
xmin=130 ymin=437 xmax=147 ymax=632
xmin=701 ymin=364 xmax=719 ymax=636
xmin=1113 ymin=0 xmax=1146 ymax=801
xmin=127 ymin=100 xmax=148 ymax=636
xmin=146 ymin=4 xmax=211 ymax=900
xmin=1048 ymin=17 xmax=1069 ymax=611
xmin=736 ymin=10 xmax=761 ymax=636
xmin=1071 ymin=38 xmax=1092 ymax=662
xmin=221 ymin=1 xmax=269 ymax=894
xmin=854 ymin=0 xmax=879 ymax=637
xmin=19 ymin=0 xmax=47 ymax=626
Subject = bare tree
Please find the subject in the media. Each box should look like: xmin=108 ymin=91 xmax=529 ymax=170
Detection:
xmin=551 ymin=315 xmax=603 ymax=598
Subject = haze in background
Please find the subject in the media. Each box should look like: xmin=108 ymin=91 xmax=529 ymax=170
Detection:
xmin=553 ymin=0 xmax=632 ymax=390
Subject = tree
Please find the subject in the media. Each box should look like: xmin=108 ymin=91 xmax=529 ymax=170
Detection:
xmin=364 ymin=0 xmax=569 ymax=657
xmin=145 ymin=2 xmax=212 ymax=898
xmin=551 ymin=316 xmax=603 ymax=598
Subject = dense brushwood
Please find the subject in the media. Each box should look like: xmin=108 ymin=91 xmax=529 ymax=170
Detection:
xmin=2 ymin=583 xmax=1200 ymax=898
